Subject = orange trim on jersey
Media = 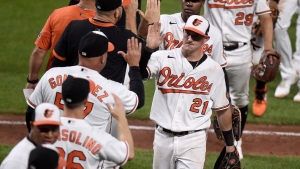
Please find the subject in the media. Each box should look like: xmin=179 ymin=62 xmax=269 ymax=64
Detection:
xmin=33 ymin=120 xmax=62 ymax=126
xmin=209 ymin=4 xmax=253 ymax=9
xmin=118 ymin=141 xmax=129 ymax=166
xmin=89 ymin=18 xmax=115 ymax=27
xmin=256 ymin=10 xmax=271 ymax=15
xmin=53 ymin=50 xmax=66 ymax=61
xmin=220 ymin=62 xmax=227 ymax=67
xmin=183 ymin=27 xmax=207 ymax=37
xmin=146 ymin=66 xmax=152 ymax=80
xmin=127 ymin=96 xmax=138 ymax=115
xmin=212 ymin=103 xmax=230 ymax=111
xmin=27 ymin=99 xmax=37 ymax=108
xmin=158 ymin=88 xmax=209 ymax=95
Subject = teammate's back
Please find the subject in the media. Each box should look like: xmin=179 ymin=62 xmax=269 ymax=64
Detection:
xmin=54 ymin=117 xmax=129 ymax=168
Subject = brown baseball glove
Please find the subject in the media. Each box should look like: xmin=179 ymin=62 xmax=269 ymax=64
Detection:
xmin=213 ymin=105 xmax=241 ymax=141
xmin=217 ymin=147 xmax=241 ymax=169
xmin=252 ymin=50 xmax=281 ymax=83
xmin=251 ymin=0 xmax=279 ymax=37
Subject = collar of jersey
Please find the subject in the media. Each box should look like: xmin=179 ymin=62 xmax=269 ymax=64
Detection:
xmin=89 ymin=18 xmax=115 ymax=27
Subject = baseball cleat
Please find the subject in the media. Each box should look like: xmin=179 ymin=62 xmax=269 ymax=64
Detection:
xmin=234 ymin=139 xmax=243 ymax=160
xmin=274 ymin=80 xmax=293 ymax=98
xmin=293 ymin=91 xmax=300 ymax=103
xmin=252 ymin=86 xmax=267 ymax=117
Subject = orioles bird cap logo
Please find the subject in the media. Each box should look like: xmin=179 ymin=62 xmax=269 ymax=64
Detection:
xmin=44 ymin=109 xmax=54 ymax=118
xmin=193 ymin=19 xmax=202 ymax=26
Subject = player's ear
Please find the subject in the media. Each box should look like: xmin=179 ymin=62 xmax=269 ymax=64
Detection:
xmin=204 ymin=36 xmax=210 ymax=43
xmin=114 ymin=6 xmax=122 ymax=19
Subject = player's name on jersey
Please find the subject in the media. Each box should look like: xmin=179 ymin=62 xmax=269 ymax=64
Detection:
xmin=57 ymin=129 xmax=101 ymax=155
xmin=157 ymin=67 xmax=213 ymax=94
xmin=48 ymin=74 xmax=109 ymax=102
xmin=212 ymin=0 xmax=254 ymax=5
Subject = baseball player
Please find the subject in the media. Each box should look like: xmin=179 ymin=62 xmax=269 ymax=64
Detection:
xmin=138 ymin=0 xmax=227 ymax=68
xmin=273 ymin=0 xmax=300 ymax=102
xmin=204 ymin=0 xmax=274 ymax=159
xmin=140 ymin=18 xmax=237 ymax=169
xmin=28 ymin=144 xmax=67 ymax=169
xmin=26 ymin=0 xmax=95 ymax=89
xmin=54 ymin=76 xmax=134 ymax=168
xmin=0 ymin=103 xmax=61 ymax=169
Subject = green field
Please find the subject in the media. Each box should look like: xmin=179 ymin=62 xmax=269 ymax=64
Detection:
xmin=0 ymin=0 xmax=300 ymax=168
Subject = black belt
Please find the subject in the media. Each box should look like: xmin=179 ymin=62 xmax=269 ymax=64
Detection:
xmin=223 ymin=42 xmax=247 ymax=51
xmin=156 ymin=124 xmax=204 ymax=137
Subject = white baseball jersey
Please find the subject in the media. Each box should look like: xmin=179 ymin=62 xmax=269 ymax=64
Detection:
xmin=159 ymin=13 xmax=227 ymax=67
xmin=147 ymin=48 xmax=230 ymax=131
xmin=204 ymin=0 xmax=271 ymax=42
xmin=54 ymin=117 xmax=129 ymax=168
xmin=0 ymin=137 xmax=35 ymax=169
xmin=27 ymin=66 xmax=138 ymax=129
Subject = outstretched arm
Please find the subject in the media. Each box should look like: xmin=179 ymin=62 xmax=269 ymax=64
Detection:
xmin=106 ymin=93 xmax=134 ymax=160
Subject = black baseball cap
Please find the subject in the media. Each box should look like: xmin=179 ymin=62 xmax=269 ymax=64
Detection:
xmin=62 ymin=75 xmax=90 ymax=104
xmin=78 ymin=31 xmax=114 ymax=58
xmin=96 ymin=0 xmax=131 ymax=11
xmin=28 ymin=144 xmax=66 ymax=169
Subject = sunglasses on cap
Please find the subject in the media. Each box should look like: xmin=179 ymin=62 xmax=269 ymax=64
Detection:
xmin=183 ymin=0 xmax=203 ymax=3
xmin=37 ymin=126 xmax=59 ymax=133
xmin=185 ymin=30 xmax=204 ymax=41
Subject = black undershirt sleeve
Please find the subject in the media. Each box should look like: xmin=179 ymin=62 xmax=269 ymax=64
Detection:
xmin=223 ymin=67 xmax=231 ymax=103
xmin=139 ymin=47 xmax=157 ymax=79
xmin=129 ymin=66 xmax=145 ymax=109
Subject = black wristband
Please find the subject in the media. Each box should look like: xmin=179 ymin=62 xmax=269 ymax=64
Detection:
xmin=27 ymin=77 xmax=39 ymax=84
xmin=145 ymin=46 xmax=158 ymax=53
xmin=222 ymin=129 xmax=234 ymax=146
xmin=148 ymin=22 xmax=154 ymax=26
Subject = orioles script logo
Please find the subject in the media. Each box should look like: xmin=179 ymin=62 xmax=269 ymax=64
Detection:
xmin=157 ymin=67 xmax=213 ymax=95
xmin=44 ymin=109 xmax=54 ymax=118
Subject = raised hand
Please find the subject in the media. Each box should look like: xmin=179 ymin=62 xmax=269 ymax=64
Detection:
xmin=138 ymin=0 xmax=161 ymax=23
xmin=106 ymin=93 xmax=126 ymax=120
xmin=146 ymin=22 xmax=165 ymax=49
xmin=118 ymin=37 xmax=142 ymax=67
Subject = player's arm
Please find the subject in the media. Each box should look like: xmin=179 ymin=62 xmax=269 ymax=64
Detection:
xmin=124 ymin=0 xmax=138 ymax=34
xmin=212 ymin=74 xmax=234 ymax=152
xmin=215 ymin=107 xmax=235 ymax=152
xmin=259 ymin=13 xmax=274 ymax=50
xmin=139 ymin=22 xmax=164 ymax=79
xmin=26 ymin=13 xmax=54 ymax=89
xmin=26 ymin=46 xmax=47 ymax=89
xmin=118 ymin=37 xmax=145 ymax=109
xmin=106 ymin=94 xmax=134 ymax=161
xmin=137 ymin=0 xmax=161 ymax=39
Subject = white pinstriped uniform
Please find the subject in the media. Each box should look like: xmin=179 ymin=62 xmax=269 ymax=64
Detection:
xmin=27 ymin=66 xmax=138 ymax=130
xmin=159 ymin=13 xmax=227 ymax=67
xmin=204 ymin=0 xmax=271 ymax=107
